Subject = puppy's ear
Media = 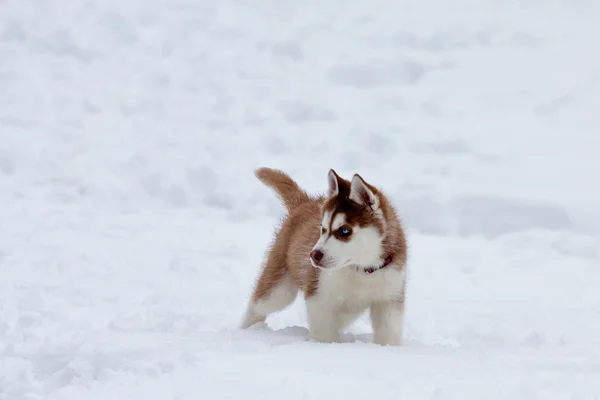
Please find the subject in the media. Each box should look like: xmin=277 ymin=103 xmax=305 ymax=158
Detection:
xmin=327 ymin=169 xmax=340 ymax=198
xmin=349 ymin=174 xmax=379 ymax=210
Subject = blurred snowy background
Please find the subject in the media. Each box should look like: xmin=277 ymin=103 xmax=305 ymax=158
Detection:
xmin=1 ymin=0 xmax=600 ymax=399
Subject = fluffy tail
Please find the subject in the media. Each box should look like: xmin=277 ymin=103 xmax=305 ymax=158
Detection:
xmin=255 ymin=167 xmax=311 ymax=210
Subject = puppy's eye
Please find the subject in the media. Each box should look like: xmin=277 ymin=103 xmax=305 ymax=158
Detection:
xmin=321 ymin=227 xmax=325 ymax=235
xmin=339 ymin=227 xmax=352 ymax=237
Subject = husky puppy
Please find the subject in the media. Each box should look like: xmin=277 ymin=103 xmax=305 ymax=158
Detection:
xmin=241 ymin=168 xmax=408 ymax=345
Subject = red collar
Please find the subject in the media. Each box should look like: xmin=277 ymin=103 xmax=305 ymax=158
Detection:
xmin=363 ymin=255 xmax=393 ymax=274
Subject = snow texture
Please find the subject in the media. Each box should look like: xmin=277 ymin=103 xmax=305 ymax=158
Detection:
xmin=1 ymin=0 xmax=600 ymax=398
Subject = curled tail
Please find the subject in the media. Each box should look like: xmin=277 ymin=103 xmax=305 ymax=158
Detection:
xmin=255 ymin=167 xmax=311 ymax=210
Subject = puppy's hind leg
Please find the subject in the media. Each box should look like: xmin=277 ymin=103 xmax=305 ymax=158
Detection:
xmin=241 ymin=274 xmax=297 ymax=328
xmin=240 ymin=244 xmax=297 ymax=328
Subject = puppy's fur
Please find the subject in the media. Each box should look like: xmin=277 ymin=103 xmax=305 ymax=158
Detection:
xmin=241 ymin=168 xmax=408 ymax=345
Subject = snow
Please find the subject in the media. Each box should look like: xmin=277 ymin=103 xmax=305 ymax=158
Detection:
xmin=1 ymin=0 xmax=600 ymax=398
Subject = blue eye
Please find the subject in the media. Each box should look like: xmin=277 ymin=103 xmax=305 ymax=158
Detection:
xmin=339 ymin=227 xmax=351 ymax=236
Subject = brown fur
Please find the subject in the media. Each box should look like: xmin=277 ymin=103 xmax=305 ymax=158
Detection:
xmin=255 ymin=168 xmax=312 ymax=211
xmin=250 ymin=168 xmax=407 ymax=302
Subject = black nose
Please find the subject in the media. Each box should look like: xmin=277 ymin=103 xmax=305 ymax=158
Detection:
xmin=310 ymin=249 xmax=324 ymax=263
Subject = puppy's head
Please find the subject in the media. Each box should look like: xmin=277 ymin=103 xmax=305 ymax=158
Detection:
xmin=310 ymin=169 xmax=388 ymax=271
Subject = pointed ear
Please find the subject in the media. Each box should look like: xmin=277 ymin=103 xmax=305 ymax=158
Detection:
xmin=327 ymin=169 xmax=340 ymax=197
xmin=349 ymin=174 xmax=378 ymax=210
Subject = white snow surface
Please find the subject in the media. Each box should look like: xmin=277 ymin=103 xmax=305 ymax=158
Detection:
xmin=2 ymin=0 xmax=600 ymax=398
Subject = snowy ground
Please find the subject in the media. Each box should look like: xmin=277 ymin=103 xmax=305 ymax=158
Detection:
xmin=2 ymin=0 xmax=600 ymax=398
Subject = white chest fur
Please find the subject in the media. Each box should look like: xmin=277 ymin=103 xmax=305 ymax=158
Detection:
xmin=317 ymin=265 xmax=406 ymax=310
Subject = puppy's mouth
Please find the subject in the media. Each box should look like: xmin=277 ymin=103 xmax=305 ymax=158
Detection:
xmin=309 ymin=257 xmax=352 ymax=271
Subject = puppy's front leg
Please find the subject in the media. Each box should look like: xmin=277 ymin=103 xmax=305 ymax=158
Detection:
xmin=306 ymin=297 xmax=340 ymax=343
xmin=370 ymin=298 xmax=404 ymax=346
